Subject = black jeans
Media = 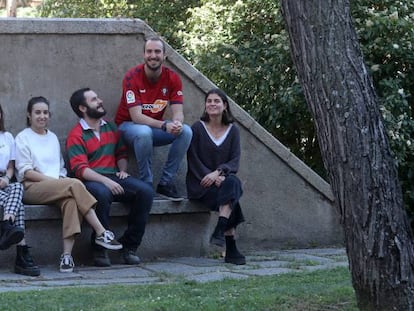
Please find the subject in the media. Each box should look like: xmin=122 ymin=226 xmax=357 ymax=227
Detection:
xmin=196 ymin=174 xmax=245 ymax=230
xmin=84 ymin=174 xmax=153 ymax=251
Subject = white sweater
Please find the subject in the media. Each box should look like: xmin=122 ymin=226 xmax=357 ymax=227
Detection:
xmin=0 ymin=131 xmax=15 ymax=172
xmin=15 ymin=128 xmax=67 ymax=182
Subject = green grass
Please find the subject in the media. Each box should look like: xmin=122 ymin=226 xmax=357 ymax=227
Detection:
xmin=0 ymin=267 xmax=357 ymax=311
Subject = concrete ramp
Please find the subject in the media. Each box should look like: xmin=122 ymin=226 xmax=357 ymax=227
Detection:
xmin=0 ymin=18 xmax=343 ymax=254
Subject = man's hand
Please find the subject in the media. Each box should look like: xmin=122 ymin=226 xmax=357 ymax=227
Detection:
xmin=103 ymin=178 xmax=125 ymax=195
xmin=167 ymin=120 xmax=183 ymax=136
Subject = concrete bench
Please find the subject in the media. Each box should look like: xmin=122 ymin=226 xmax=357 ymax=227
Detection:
xmin=0 ymin=199 xmax=213 ymax=267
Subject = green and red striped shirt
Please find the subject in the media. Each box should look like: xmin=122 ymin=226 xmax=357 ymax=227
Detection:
xmin=66 ymin=120 xmax=128 ymax=179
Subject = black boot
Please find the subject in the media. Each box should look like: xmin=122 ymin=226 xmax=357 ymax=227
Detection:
xmin=15 ymin=245 xmax=41 ymax=276
xmin=210 ymin=216 xmax=228 ymax=247
xmin=224 ymin=236 xmax=246 ymax=265
xmin=0 ymin=218 xmax=24 ymax=250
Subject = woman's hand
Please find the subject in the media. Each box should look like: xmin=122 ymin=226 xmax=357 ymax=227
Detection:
xmin=214 ymin=175 xmax=225 ymax=187
xmin=116 ymin=171 xmax=130 ymax=180
xmin=200 ymin=170 xmax=221 ymax=188
xmin=0 ymin=177 xmax=9 ymax=189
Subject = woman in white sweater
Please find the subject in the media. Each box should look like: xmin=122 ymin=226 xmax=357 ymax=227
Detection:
xmin=0 ymin=103 xmax=40 ymax=276
xmin=15 ymin=96 xmax=122 ymax=273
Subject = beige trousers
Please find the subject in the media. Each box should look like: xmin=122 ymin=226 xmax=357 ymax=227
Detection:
xmin=23 ymin=178 xmax=97 ymax=239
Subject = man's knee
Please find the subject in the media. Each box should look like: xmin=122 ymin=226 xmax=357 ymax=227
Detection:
xmin=86 ymin=183 xmax=112 ymax=203
xmin=179 ymin=124 xmax=193 ymax=142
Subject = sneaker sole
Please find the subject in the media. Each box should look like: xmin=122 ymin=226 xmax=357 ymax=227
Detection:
xmin=95 ymin=240 xmax=123 ymax=250
xmin=59 ymin=267 xmax=74 ymax=273
xmin=157 ymin=193 xmax=185 ymax=202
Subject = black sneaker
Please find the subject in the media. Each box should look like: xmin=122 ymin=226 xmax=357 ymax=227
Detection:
xmin=156 ymin=183 xmax=184 ymax=202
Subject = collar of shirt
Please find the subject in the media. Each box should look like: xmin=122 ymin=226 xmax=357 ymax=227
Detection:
xmin=80 ymin=118 xmax=107 ymax=139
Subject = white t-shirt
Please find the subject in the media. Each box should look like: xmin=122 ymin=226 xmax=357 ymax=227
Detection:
xmin=0 ymin=131 xmax=15 ymax=172
xmin=15 ymin=127 xmax=67 ymax=182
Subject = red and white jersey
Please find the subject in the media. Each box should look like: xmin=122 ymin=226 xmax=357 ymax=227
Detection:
xmin=115 ymin=64 xmax=183 ymax=125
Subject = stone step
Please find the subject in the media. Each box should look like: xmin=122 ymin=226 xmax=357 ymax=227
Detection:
xmin=0 ymin=199 xmax=213 ymax=268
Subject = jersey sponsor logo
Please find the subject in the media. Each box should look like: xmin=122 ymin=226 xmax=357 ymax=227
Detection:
xmin=142 ymin=99 xmax=168 ymax=113
xmin=126 ymin=90 xmax=136 ymax=104
xmin=177 ymin=90 xmax=183 ymax=96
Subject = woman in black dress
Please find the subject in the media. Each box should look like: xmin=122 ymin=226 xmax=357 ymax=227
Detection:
xmin=186 ymin=88 xmax=245 ymax=265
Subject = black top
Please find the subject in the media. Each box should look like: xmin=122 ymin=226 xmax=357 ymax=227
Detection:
xmin=186 ymin=121 xmax=241 ymax=199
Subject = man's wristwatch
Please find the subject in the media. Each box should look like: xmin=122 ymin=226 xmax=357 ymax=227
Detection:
xmin=161 ymin=121 xmax=168 ymax=132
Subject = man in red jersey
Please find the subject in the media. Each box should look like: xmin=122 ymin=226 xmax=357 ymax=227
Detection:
xmin=115 ymin=36 xmax=192 ymax=201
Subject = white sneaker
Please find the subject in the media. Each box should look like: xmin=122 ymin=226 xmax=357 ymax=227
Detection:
xmin=95 ymin=230 xmax=123 ymax=250
xmin=59 ymin=253 xmax=74 ymax=273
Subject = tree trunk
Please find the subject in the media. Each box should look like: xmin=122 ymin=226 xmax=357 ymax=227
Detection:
xmin=6 ymin=0 xmax=17 ymax=17
xmin=280 ymin=0 xmax=414 ymax=310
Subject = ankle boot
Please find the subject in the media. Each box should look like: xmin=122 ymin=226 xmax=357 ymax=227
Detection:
xmin=224 ymin=236 xmax=246 ymax=265
xmin=15 ymin=245 xmax=41 ymax=276
xmin=210 ymin=216 xmax=228 ymax=247
xmin=0 ymin=218 xmax=24 ymax=250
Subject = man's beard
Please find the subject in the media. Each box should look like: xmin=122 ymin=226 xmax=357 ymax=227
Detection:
xmin=86 ymin=105 xmax=106 ymax=119
xmin=145 ymin=59 xmax=162 ymax=71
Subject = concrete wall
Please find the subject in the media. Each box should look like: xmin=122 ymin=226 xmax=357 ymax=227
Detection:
xmin=0 ymin=18 xmax=343 ymax=251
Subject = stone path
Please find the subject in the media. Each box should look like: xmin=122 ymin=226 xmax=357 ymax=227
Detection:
xmin=0 ymin=248 xmax=348 ymax=293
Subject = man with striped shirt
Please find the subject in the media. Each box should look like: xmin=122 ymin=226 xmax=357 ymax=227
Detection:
xmin=67 ymin=88 xmax=153 ymax=267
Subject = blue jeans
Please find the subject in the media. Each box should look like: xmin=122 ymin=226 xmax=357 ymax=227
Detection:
xmin=119 ymin=121 xmax=192 ymax=185
xmin=84 ymin=174 xmax=153 ymax=251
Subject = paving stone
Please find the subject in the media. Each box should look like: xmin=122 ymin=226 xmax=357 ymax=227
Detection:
xmin=0 ymin=248 xmax=348 ymax=293
xmin=165 ymin=257 xmax=221 ymax=266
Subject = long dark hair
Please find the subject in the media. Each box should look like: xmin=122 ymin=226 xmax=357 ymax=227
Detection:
xmin=200 ymin=88 xmax=234 ymax=125
xmin=0 ymin=104 xmax=5 ymax=132
xmin=26 ymin=96 xmax=50 ymax=126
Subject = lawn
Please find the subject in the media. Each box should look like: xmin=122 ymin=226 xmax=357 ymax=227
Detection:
xmin=0 ymin=267 xmax=357 ymax=311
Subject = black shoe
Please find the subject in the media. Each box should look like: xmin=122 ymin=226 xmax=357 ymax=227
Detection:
xmin=0 ymin=218 xmax=24 ymax=250
xmin=224 ymin=236 xmax=246 ymax=265
xmin=121 ymin=248 xmax=141 ymax=265
xmin=93 ymin=248 xmax=111 ymax=267
xmin=156 ymin=183 xmax=184 ymax=202
xmin=225 ymin=252 xmax=246 ymax=265
xmin=210 ymin=227 xmax=225 ymax=247
xmin=15 ymin=245 xmax=41 ymax=276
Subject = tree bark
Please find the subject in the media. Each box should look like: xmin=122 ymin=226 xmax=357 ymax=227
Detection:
xmin=280 ymin=0 xmax=414 ymax=310
xmin=6 ymin=0 xmax=17 ymax=17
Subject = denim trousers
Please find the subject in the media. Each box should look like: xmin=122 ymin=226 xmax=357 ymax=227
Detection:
xmin=84 ymin=174 xmax=153 ymax=251
xmin=119 ymin=121 xmax=192 ymax=185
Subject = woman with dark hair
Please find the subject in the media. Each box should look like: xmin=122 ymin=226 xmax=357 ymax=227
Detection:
xmin=15 ymin=96 xmax=122 ymax=273
xmin=186 ymin=88 xmax=246 ymax=265
xmin=0 ymin=104 xmax=40 ymax=276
